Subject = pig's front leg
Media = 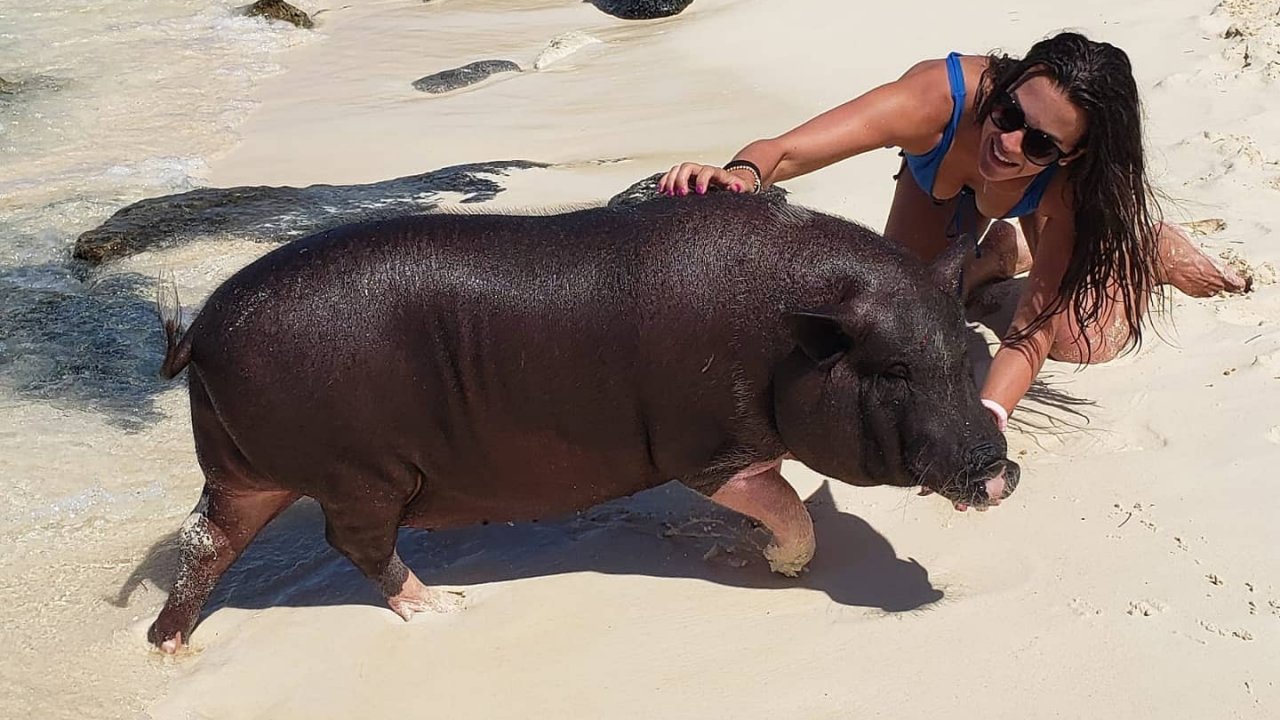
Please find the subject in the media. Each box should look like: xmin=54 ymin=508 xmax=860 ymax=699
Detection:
xmin=702 ymin=461 xmax=815 ymax=576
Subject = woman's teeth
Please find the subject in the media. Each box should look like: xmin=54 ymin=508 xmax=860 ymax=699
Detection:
xmin=992 ymin=138 xmax=1017 ymax=167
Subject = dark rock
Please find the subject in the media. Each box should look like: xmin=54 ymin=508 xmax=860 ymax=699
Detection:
xmin=589 ymin=0 xmax=694 ymax=20
xmin=245 ymin=0 xmax=315 ymax=29
xmin=607 ymin=172 xmax=788 ymax=208
xmin=412 ymin=60 xmax=522 ymax=94
xmin=0 ymin=77 xmax=16 ymax=94
xmin=73 ymin=160 xmax=548 ymax=265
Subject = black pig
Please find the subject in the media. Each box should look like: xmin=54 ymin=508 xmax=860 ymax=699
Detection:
xmin=148 ymin=193 xmax=1017 ymax=651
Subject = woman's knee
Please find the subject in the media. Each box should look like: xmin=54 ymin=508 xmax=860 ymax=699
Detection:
xmin=1049 ymin=337 xmax=1120 ymax=364
xmin=1047 ymin=313 xmax=1126 ymax=364
xmin=975 ymin=220 xmax=1025 ymax=275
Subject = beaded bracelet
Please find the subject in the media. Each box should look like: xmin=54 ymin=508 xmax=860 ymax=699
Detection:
xmin=723 ymin=159 xmax=762 ymax=194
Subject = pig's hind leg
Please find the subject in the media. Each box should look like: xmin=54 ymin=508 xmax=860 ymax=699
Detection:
xmin=695 ymin=461 xmax=816 ymax=577
xmin=318 ymin=487 xmax=462 ymax=621
xmin=150 ymin=375 xmax=299 ymax=653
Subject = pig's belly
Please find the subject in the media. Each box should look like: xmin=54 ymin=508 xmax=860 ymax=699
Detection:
xmin=401 ymin=438 xmax=673 ymax=529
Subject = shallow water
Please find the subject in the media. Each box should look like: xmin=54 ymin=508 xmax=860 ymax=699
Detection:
xmin=0 ymin=0 xmax=309 ymax=414
xmin=0 ymin=2 xmax=310 ymax=716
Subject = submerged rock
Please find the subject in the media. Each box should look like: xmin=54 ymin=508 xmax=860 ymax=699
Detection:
xmin=607 ymin=172 xmax=788 ymax=208
xmin=0 ymin=74 xmax=61 ymax=98
xmin=589 ymin=0 xmax=694 ymax=20
xmin=412 ymin=60 xmax=522 ymax=94
xmin=0 ymin=269 xmax=167 ymax=430
xmin=74 ymin=160 xmax=548 ymax=265
xmin=244 ymin=0 xmax=315 ymax=29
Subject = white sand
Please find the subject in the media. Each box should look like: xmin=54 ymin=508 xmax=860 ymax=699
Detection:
xmin=24 ymin=0 xmax=1280 ymax=717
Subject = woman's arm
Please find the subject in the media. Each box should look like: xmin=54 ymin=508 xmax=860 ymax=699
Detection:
xmin=659 ymin=59 xmax=956 ymax=195
xmin=980 ymin=187 xmax=1077 ymax=419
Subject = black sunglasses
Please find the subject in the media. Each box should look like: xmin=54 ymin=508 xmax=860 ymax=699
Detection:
xmin=989 ymin=90 xmax=1077 ymax=166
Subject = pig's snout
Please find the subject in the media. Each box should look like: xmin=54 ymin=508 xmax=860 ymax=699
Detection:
xmin=936 ymin=449 xmax=1020 ymax=510
xmin=981 ymin=458 xmax=1019 ymax=503
xmin=965 ymin=444 xmax=1019 ymax=495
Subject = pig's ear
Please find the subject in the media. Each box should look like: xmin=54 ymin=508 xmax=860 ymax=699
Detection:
xmin=928 ymin=233 xmax=977 ymax=300
xmin=785 ymin=310 xmax=851 ymax=367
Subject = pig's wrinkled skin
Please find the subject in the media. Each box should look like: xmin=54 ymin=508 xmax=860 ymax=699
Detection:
xmin=148 ymin=193 xmax=1018 ymax=652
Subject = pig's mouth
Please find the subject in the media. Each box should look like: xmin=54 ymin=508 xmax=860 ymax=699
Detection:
xmin=922 ymin=458 xmax=1020 ymax=511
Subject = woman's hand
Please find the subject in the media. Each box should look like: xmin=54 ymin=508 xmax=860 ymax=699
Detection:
xmin=658 ymin=163 xmax=756 ymax=196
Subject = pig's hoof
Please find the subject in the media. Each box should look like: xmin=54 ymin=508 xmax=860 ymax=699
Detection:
xmin=764 ymin=542 xmax=813 ymax=577
xmin=147 ymin=618 xmax=189 ymax=654
xmin=160 ymin=633 xmax=184 ymax=654
xmin=148 ymin=627 xmax=184 ymax=654
xmin=388 ymin=588 xmax=467 ymax=621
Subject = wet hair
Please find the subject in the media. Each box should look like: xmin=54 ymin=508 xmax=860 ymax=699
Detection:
xmin=973 ymin=31 xmax=1162 ymax=359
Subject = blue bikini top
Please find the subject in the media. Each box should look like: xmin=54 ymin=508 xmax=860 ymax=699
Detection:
xmin=903 ymin=52 xmax=1056 ymax=219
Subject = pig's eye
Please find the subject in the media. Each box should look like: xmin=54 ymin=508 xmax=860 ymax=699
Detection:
xmin=883 ymin=363 xmax=910 ymax=382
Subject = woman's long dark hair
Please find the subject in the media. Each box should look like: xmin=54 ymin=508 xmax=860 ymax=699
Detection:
xmin=973 ymin=31 xmax=1162 ymax=360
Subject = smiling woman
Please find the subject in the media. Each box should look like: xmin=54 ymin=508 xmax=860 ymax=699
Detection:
xmin=988 ymin=87 xmax=1080 ymax=167
xmin=659 ymin=31 xmax=1252 ymax=430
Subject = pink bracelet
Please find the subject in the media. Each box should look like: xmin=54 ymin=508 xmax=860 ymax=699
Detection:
xmin=980 ymin=399 xmax=1009 ymax=432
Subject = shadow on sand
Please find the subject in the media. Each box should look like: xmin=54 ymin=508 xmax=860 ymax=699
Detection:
xmin=115 ymin=480 xmax=944 ymax=627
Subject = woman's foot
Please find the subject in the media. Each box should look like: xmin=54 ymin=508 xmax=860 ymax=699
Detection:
xmin=1157 ymin=223 xmax=1251 ymax=297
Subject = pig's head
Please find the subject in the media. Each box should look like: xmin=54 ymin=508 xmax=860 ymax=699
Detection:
xmin=772 ymin=238 xmax=1019 ymax=509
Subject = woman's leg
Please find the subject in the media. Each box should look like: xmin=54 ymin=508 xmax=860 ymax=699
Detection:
xmin=1156 ymin=222 xmax=1250 ymax=296
xmin=931 ymin=215 xmax=1249 ymax=308
xmin=1039 ymin=221 xmax=1249 ymax=365
xmin=883 ymin=166 xmax=1035 ymax=299
xmin=1045 ymin=291 xmax=1130 ymax=364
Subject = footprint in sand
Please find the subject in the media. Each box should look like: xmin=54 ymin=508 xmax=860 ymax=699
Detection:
xmin=1127 ymin=599 xmax=1167 ymax=617
xmin=1112 ymin=502 xmax=1267 ymax=641
xmin=1198 ymin=619 xmax=1255 ymax=641
xmin=1109 ymin=502 xmax=1159 ymax=532
xmin=1194 ymin=571 xmax=1265 ymax=642
xmin=1069 ymin=597 xmax=1103 ymax=617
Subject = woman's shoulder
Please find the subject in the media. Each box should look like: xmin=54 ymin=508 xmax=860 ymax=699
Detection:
xmin=900 ymin=53 xmax=991 ymax=80
xmin=892 ymin=55 xmax=973 ymax=112
xmin=898 ymin=55 xmax=949 ymax=82
xmin=882 ymin=56 xmax=980 ymax=153
xmin=898 ymin=54 xmax=992 ymax=111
